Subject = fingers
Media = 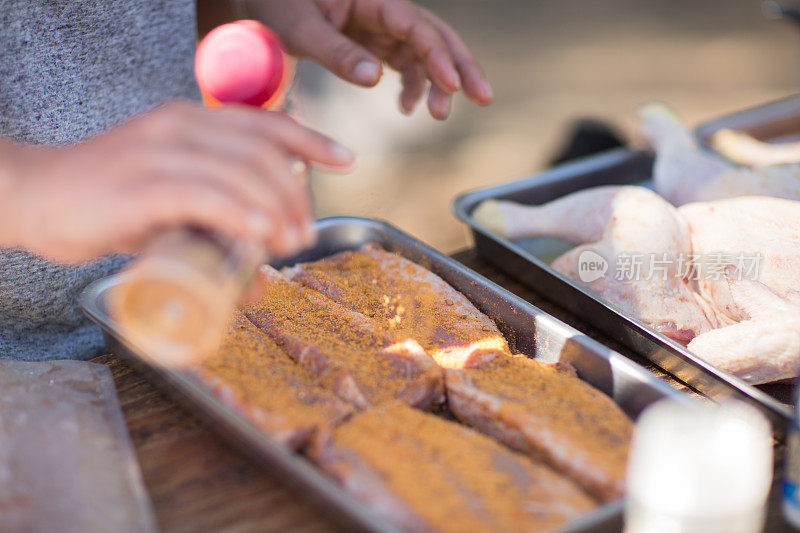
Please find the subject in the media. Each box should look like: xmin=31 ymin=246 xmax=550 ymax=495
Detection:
xmin=145 ymin=145 xmax=310 ymax=250
xmin=161 ymin=103 xmax=354 ymax=170
xmin=123 ymin=103 xmax=343 ymax=256
xmin=203 ymin=107 xmax=355 ymax=169
xmin=352 ymin=0 xmax=491 ymax=117
xmin=399 ymin=64 xmax=427 ymax=115
xmin=291 ymin=13 xmax=384 ymax=87
xmin=245 ymin=142 xmax=314 ymax=246
xmin=252 ymin=0 xmax=491 ymax=117
xmin=151 ymin=103 xmax=357 ymax=225
xmin=424 ymin=12 xmax=493 ymax=106
xmin=385 ymin=45 xmax=451 ymax=119
xmin=78 ymin=179 xmax=274 ymax=263
xmin=374 ymin=0 xmax=459 ymax=93
xmin=14 ymin=101 xmax=340 ymax=263
xmin=380 ymin=43 xmax=426 ymax=115
xmin=137 ymin=110 xmax=310 ymax=247
xmin=427 ymin=84 xmax=452 ymax=120
xmin=127 ymin=178 xmax=302 ymax=257
xmin=167 ymin=107 xmax=354 ymax=247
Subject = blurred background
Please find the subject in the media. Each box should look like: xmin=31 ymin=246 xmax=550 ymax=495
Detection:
xmin=199 ymin=0 xmax=799 ymax=252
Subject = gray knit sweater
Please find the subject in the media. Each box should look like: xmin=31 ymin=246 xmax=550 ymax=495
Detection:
xmin=0 ymin=0 xmax=202 ymax=360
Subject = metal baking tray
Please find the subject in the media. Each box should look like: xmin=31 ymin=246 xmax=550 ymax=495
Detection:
xmin=82 ymin=216 xmax=690 ymax=533
xmin=695 ymin=94 xmax=800 ymax=154
xmin=453 ymin=148 xmax=794 ymax=427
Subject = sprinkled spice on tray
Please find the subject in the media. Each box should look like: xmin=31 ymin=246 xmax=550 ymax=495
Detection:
xmin=446 ymin=351 xmax=633 ymax=501
xmin=195 ymin=311 xmax=353 ymax=449
xmin=244 ymin=266 xmax=444 ymax=410
xmin=283 ymin=243 xmax=510 ymax=367
xmin=310 ymin=403 xmax=596 ymax=533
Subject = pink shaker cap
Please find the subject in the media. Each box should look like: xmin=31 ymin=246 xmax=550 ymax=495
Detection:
xmin=195 ymin=20 xmax=287 ymax=107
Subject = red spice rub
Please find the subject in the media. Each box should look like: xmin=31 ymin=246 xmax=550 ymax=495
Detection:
xmin=201 ymin=244 xmax=632 ymax=516
xmin=193 ymin=311 xmax=353 ymax=449
xmin=283 ymin=243 xmax=510 ymax=368
xmin=285 ymin=245 xmax=633 ymax=499
xmin=445 ymin=352 xmax=632 ymax=502
xmin=244 ymin=267 xmax=444 ymax=410
xmin=309 ymin=403 xmax=596 ymax=533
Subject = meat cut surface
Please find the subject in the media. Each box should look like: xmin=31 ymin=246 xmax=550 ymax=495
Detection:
xmin=445 ymin=352 xmax=632 ymax=502
xmin=195 ymin=311 xmax=353 ymax=449
xmin=244 ymin=267 xmax=444 ymax=410
xmin=283 ymin=243 xmax=510 ymax=368
xmin=309 ymin=403 xmax=596 ymax=533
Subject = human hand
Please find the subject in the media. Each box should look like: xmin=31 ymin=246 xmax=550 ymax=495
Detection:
xmin=245 ymin=0 xmax=493 ymax=119
xmin=0 ymin=101 xmax=353 ymax=263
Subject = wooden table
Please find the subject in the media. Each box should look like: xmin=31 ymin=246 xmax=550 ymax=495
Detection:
xmin=90 ymin=250 xmax=787 ymax=532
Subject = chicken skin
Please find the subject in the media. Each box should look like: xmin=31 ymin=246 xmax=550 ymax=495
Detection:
xmin=474 ymin=186 xmax=716 ymax=343
xmin=473 ymin=187 xmax=800 ymax=384
xmin=638 ymin=102 xmax=800 ymax=205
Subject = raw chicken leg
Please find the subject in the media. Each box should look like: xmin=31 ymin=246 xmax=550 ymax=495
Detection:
xmin=639 ymin=102 xmax=800 ymax=205
xmin=638 ymin=102 xmax=733 ymax=205
xmin=472 ymin=187 xmax=800 ymax=383
xmin=473 ymin=186 xmax=715 ymax=342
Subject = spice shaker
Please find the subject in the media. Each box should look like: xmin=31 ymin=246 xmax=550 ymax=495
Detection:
xmin=108 ymin=229 xmax=266 ymax=366
xmin=625 ymin=398 xmax=773 ymax=533
xmin=109 ymin=20 xmax=292 ymax=366
xmin=194 ymin=19 xmax=292 ymax=109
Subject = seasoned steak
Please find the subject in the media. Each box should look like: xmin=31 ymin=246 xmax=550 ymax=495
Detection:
xmin=309 ymin=403 xmax=596 ymax=533
xmin=244 ymin=267 xmax=444 ymax=410
xmin=283 ymin=243 xmax=510 ymax=368
xmin=195 ymin=311 xmax=353 ymax=449
xmin=445 ymin=351 xmax=632 ymax=502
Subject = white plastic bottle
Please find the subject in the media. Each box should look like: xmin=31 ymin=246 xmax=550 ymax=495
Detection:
xmin=625 ymin=399 xmax=773 ymax=533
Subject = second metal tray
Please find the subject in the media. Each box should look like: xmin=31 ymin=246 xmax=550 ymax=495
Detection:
xmin=453 ymin=149 xmax=794 ymax=427
xmin=82 ymin=216 xmax=688 ymax=533
xmin=695 ymin=93 xmax=800 ymax=152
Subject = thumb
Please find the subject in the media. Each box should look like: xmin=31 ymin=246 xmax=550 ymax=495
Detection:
xmin=290 ymin=17 xmax=383 ymax=87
